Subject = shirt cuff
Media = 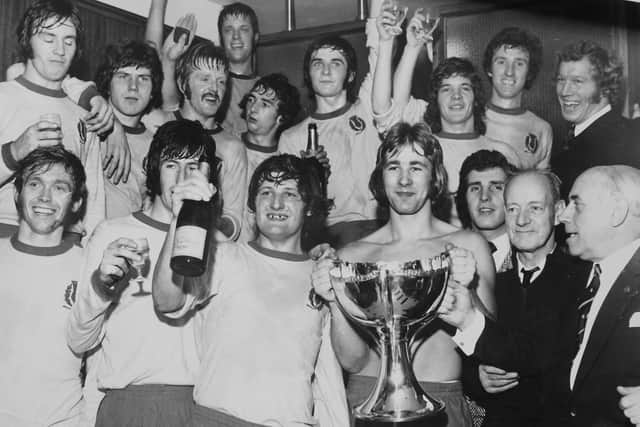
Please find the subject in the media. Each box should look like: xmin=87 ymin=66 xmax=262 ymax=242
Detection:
xmin=452 ymin=309 xmax=485 ymax=356
xmin=78 ymin=85 xmax=100 ymax=112
xmin=1 ymin=142 xmax=19 ymax=171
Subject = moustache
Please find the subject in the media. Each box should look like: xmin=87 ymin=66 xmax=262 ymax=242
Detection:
xmin=201 ymin=91 xmax=220 ymax=103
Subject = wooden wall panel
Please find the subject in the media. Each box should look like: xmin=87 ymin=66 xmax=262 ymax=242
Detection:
xmin=0 ymin=0 xmax=32 ymax=77
xmin=0 ymin=0 xmax=148 ymax=82
xmin=257 ymin=22 xmax=368 ymax=118
xmin=69 ymin=1 xmax=147 ymax=80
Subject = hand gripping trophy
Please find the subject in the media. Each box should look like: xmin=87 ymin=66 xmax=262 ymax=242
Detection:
xmin=320 ymin=252 xmax=451 ymax=423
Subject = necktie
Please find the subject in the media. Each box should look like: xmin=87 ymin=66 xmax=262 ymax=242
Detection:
xmin=568 ymin=124 xmax=576 ymax=140
xmin=576 ymin=264 xmax=601 ymax=348
xmin=520 ymin=267 xmax=540 ymax=288
xmin=488 ymin=242 xmax=497 ymax=254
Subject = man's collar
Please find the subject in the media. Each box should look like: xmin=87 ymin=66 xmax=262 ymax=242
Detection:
xmin=311 ymin=102 xmax=352 ymax=120
xmin=574 ymin=104 xmax=611 ymax=136
xmin=10 ymin=233 xmax=73 ymax=256
xmin=516 ymin=242 xmax=556 ymax=271
xmin=15 ymin=75 xmax=66 ymax=98
xmin=487 ymin=102 xmax=526 ymax=116
xmin=597 ymin=238 xmax=640 ymax=279
xmin=491 ymin=232 xmax=510 ymax=253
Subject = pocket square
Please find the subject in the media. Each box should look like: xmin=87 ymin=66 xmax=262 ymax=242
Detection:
xmin=629 ymin=312 xmax=640 ymax=328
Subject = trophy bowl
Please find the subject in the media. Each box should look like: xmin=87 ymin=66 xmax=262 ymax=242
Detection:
xmin=329 ymin=253 xmax=450 ymax=423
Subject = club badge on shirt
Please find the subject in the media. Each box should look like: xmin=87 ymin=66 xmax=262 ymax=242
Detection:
xmin=77 ymin=120 xmax=87 ymax=144
xmin=524 ymin=133 xmax=538 ymax=154
xmin=63 ymin=280 xmax=78 ymax=309
xmin=349 ymin=115 xmax=366 ymax=134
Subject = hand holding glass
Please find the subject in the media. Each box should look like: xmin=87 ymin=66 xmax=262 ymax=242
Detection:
xmin=418 ymin=10 xmax=440 ymax=40
xmin=388 ymin=0 xmax=408 ymax=36
xmin=39 ymin=113 xmax=62 ymax=132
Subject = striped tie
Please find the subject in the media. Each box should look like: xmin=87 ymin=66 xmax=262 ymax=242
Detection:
xmin=576 ymin=264 xmax=601 ymax=348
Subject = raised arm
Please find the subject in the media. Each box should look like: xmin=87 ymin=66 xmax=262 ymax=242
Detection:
xmin=371 ymin=0 xmax=398 ymax=116
xmin=145 ymin=0 xmax=168 ymax=54
xmin=152 ymin=163 xmax=215 ymax=312
xmin=160 ymin=14 xmax=198 ymax=110
xmin=311 ymin=253 xmax=370 ymax=373
xmin=66 ymin=228 xmax=139 ymax=354
xmin=392 ymin=9 xmax=434 ymax=111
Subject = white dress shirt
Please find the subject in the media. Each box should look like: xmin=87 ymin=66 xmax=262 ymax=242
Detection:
xmin=491 ymin=232 xmax=511 ymax=272
xmin=570 ymin=238 xmax=640 ymax=388
xmin=516 ymin=253 xmax=548 ymax=285
xmin=574 ymin=104 xmax=611 ymax=137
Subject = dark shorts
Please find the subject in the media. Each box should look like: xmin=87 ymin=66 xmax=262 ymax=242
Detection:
xmin=347 ymin=374 xmax=473 ymax=427
xmin=95 ymin=384 xmax=194 ymax=427
xmin=190 ymin=405 xmax=267 ymax=427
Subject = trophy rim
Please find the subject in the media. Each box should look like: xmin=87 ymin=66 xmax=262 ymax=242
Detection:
xmin=329 ymin=252 xmax=450 ymax=274
xmin=328 ymin=252 xmax=450 ymax=329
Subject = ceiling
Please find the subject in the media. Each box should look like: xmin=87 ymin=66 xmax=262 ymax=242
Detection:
xmin=98 ymin=0 xmax=456 ymax=41
xmin=101 ymin=0 xmax=640 ymax=40
xmin=240 ymin=0 xmax=434 ymax=35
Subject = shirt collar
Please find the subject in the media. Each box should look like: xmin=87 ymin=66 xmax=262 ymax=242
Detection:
xmin=596 ymin=238 xmax=640 ymax=285
xmin=491 ymin=232 xmax=511 ymax=268
xmin=516 ymin=254 xmax=547 ymax=284
xmin=574 ymin=104 xmax=611 ymax=137
xmin=491 ymin=232 xmax=510 ymax=254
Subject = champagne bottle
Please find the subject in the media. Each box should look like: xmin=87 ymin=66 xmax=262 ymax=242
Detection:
xmin=170 ymin=164 xmax=214 ymax=277
xmin=306 ymin=123 xmax=327 ymax=196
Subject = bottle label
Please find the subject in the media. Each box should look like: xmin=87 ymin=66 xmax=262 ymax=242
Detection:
xmin=173 ymin=225 xmax=207 ymax=259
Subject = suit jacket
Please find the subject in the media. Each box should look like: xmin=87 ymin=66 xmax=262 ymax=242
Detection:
xmin=570 ymin=248 xmax=640 ymax=427
xmin=552 ymin=111 xmax=640 ymax=197
xmin=473 ymin=250 xmax=589 ymax=427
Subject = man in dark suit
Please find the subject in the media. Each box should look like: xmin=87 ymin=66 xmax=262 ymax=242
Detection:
xmin=552 ymin=41 xmax=640 ymax=197
xmin=444 ymin=169 xmax=588 ymax=426
xmin=559 ymin=165 xmax=640 ymax=426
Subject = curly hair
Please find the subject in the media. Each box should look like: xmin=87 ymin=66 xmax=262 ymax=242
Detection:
xmin=455 ymin=150 xmax=517 ymax=230
xmin=144 ymin=119 xmax=219 ymax=202
xmin=425 ymin=57 xmax=486 ymax=135
xmin=483 ymin=27 xmax=543 ymax=90
xmin=94 ymin=40 xmax=163 ymax=115
xmin=14 ymin=145 xmax=87 ymax=226
xmin=239 ymin=73 xmax=301 ymax=138
xmin=556 ymin=40 xmax=623 ymax=106
xmin=17 ymin=0 xmax=83 ymax=62
xmin=247 ymin=154 xmax=332 ymax=250
xmin=369 ymin=122 xmax=448 ymax=211
xmin=303 ymin=36 xmax=358 ymax=103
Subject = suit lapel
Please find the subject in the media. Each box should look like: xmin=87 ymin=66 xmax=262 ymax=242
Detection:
xmin=574 ymin=249 xmax=640 ymax=391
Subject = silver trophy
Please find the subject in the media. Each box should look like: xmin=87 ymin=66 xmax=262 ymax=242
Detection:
xmin=329 ymin=253 xmax=450 ymax=423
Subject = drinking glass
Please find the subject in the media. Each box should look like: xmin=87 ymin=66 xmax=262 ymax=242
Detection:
xmin=131 ymin=238 xmax=151 ymax=297
xmin=388 ymin=0 xmax=408 ymax=36
xmin=39 ymin=113 xmax=62 ymax=132
xmin=418 ymin=9 xmax=440 ymax=39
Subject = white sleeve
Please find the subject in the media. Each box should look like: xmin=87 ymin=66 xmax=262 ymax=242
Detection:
xmin=81 ymin=133 xmax=106 ymax=239
xmin=66 ymin=224 xmax=112 ymax=354
xmin=374 ymin=96 xmax=428 ymax=134
xmin=451 ymin=309 xmax=486 ymax=356
xmin=219 ymin=141 xmax=247 ymax=241
xmin=312 ymin=311 xmax=350 ymax=427
xmin=62 ymin=76 xmax=98 ymax=110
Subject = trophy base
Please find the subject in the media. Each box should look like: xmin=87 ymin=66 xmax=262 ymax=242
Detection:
xmin=353 ymin=398 xmax=445 ymax=424
xmin=354 ymin=419 xmax=445 ymax=427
